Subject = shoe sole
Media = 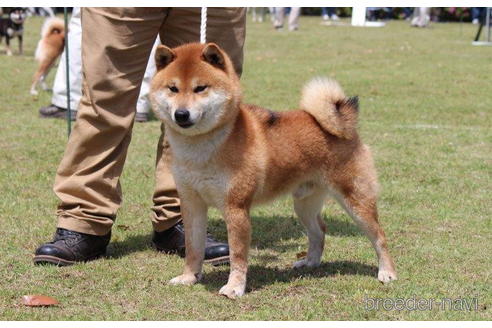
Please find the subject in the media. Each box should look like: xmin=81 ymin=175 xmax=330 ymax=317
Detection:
xmin=39 ymin=111 xmax=76 ymax=120
xmin=33 ymin=253 xmax=103 ymax=266
xmin=152 ymin=242 xmax=230 ymax=266
xmin=39 ymin=111 xmax=67 ymax=119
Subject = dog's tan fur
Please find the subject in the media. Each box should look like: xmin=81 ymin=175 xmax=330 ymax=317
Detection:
xmin=30 ymin=17 xmax=65 ymax=96
xmin=150 ymin=43 xmax=397 ymax=299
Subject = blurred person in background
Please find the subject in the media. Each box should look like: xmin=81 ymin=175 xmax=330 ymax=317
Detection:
xmin=321 ymin=7 xmax=339 ymax=21
xmin=411 ymin=7 xmax=431 ymax=27
xmin=39 ymin=7 xmax=155 ymax=122
xmin=274 ymin=7 xmax=300 ymax=31
xmin=471 ymin=7 xmax=485 ymax=24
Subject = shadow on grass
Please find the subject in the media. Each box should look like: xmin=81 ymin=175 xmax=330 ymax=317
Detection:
xmin=324 ymin=215 xmax=363 ymax=237
xmin=106 ymin=233 xmax=153 ymax=259
xmin=105 ymin=214 xmax=362 ymax=259
xmin=104 ymin=216 xmax=372 ymax=292
xmin=209 ymin=214 xmax=362 ymax=248
xmin=202 ymin=261 xmax=378 ymax=292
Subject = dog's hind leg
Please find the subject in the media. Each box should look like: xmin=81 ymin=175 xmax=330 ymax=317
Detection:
xmin=331 ymin=156 xmax=397 ymax=283
xmin=292 ymin=187 xmax=328 ymax=269
xmin=30 ymin=68 xmax=43 ymax=96
xmin=40 ymin=64 xmax=54 ymax=91
xmin=40 ymin=73 xmax=49 ymax=91
xmin=337 ymin=192 xmax=397 ymax=283
xmin=31 ymin=59 xmax=53 ymax=96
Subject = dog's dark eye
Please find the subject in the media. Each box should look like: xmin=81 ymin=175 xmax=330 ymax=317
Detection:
xmin=194 ymin=85 xmax=208 ymax=93
xmin=168 ymin=86 xmax=179 ymax=93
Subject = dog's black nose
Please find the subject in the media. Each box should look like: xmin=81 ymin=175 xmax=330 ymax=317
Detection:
xmin=174 ymin=109 xmax=190 ymax=123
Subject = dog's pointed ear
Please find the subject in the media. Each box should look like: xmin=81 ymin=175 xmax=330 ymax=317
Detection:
xmin=201 ymin=43 xmax=226 ymax=71
xmin=155 ymin=45 xmax=176 ymax=71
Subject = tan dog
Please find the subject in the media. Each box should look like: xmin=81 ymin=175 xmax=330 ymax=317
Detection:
xmin=150 ymin=43 xmax=397 ymax=299
xmin=30 ymin=17 xmax=65 ymax=96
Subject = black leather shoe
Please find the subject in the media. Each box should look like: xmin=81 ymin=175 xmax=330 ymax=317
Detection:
xmin=34 ymin=228 xmax=111 ymax=266
xmin=39 ymin=104 xmax=77 ymax=121
xmin=152 ymin=222 xmax=229 ymax=265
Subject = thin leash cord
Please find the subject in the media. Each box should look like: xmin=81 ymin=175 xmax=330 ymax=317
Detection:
xmin=200 ymin=7 xmax=207 ymax=43
xmin=64 ymin=7 xmax=71 ymax=136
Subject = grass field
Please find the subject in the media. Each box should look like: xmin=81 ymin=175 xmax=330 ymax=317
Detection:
xmin=0 ymin=14 xmax=491 ymax=320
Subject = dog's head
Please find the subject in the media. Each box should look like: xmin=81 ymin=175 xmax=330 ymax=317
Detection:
xmin=150 ymin=42 xmax=241 ymax=136
xmin=9 ymin=8 xmax=27 ymax=25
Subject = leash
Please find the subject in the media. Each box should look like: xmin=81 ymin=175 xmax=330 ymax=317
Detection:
xmin=200 ymin=7 xmax=207 ymax=43
xmin=64 ymin=7 xmax=71 ymax=136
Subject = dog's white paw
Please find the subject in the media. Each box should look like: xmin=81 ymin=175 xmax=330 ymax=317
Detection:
xmin=378 ymin=269 xmax=397 ymax=284
xmin=30 ymin=89 xmax=39 ymax=96
xmin=169 ymin=273 xmax=201 ymax=286
xmin=219 ymin=283 xmax=246 ymax=299
xmin=7 ymin=51 xmax=13 ymax=56
xmin=293 ymin=258 xmax=321 ymax=269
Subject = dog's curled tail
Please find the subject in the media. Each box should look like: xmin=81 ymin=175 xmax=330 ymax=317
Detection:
xmin=40 ymin=17 xmax=65 ymax=39
xmin=300 ymin=77 xmax=359 ymax=139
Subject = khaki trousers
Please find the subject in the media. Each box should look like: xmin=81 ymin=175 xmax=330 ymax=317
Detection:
xmin=54 ymin=7 xmax=246 ymax=236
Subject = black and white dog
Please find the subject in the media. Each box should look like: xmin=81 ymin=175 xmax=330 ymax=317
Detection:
xmin=0 ymin=7 xmax=27 ymax=56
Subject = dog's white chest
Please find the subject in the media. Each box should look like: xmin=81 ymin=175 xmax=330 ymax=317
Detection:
xmin=174 ymin=163 xmax=227 ymax=209
xmin=167 ymin=126 xmax=233 ymax=209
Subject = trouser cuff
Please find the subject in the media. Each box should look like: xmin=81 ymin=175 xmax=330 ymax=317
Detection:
xmin=57 ymin=216 xmax=112 ymax=236
xmin=151 ymin=216 xmax=181 ymax=232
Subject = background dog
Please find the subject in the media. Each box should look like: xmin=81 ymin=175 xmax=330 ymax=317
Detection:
xmin=150 ymin=43 xmax=397 ymax=299
xmin=0 ymin=7 xmax=27 ymax=56
xmin=30 ymin=17 xmax=65 ymax=96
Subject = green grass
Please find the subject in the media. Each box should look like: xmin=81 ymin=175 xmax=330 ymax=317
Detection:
xmin=0 ymin=15 xmax=491 ymax=320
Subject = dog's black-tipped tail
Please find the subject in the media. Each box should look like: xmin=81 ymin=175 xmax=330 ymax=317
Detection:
xmin=40 ymin=17 xmax=65 ymax=39
xmin=300 ymin=78 xmax=359 ymax=139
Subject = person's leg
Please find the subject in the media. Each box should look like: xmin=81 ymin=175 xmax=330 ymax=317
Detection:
xmin=42 ymin=7 xmax=82 ymax=119
xmin=288 ymin=7 xmax=300 ymax=31
xmin=471 ymin=8 xmax=480 ymax=23
xmin=274 ymin=7 xmax=285 ymax=29
xmin=328 ymin=7 xmax=339 ymax=20
xmin=417 ymin=7 xmax=430 ymax=27
xmin=42 ymin=7 xmax=55 ymax=18
xmin=53 ymin=8 xmax=166 ymax=235
xmin=136 ymin=36 xmax=161 ymax=122
xmin=402 ymin=7 xmax=413 ymax=20
xmin=472 ymin=7 xmax=486 ymax=24
xmin=322 ymin=7 xmax=329 ymax=20
xmin=35 ymin=7 xmax=167 ymax=265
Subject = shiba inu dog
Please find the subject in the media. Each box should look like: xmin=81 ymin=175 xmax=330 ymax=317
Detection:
xmin=150 ymin=42 xmax=397 ymax=299
xmin=30 ymin=17 xmax=65 ymax=96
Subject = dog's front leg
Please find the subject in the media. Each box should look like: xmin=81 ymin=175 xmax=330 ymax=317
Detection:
xmin=18 ymin=35 xmax=23 ymax=55
xmin=169 ymin=190 xmax=208 ymax=286
xmin=6 ymin=37 xmax=12 ymax=56
xmin=219 ymin=206 xmax=251 ymax=299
